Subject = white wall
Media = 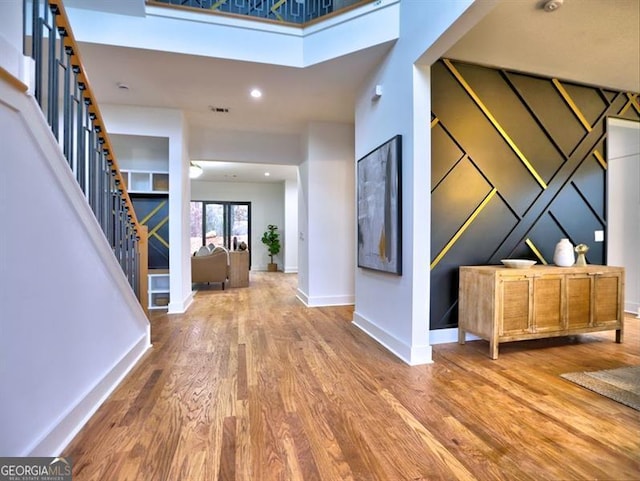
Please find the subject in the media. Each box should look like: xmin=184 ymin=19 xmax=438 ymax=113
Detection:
xmin=101 ymin=104 xmax=193 ymax=314
xmin=66 ymin=0 xmax=398 ymax=68
xmin=67 ymin=5 xmax=303 ymax=67
xmin=352 ymin=0 xmax=496 ymax=365
xmin=0 ymin=0 xmax=24 ymax=79
xmin=64 ymin=0 xmax=146 ymax=17
xmin=607 ymin=118 xmax=640 ymax=316
xmin=0 ymin=77 xmax=149 ymax=456
xmin=111 ymin=134 xmax=169 ymax=172
xmin=298 ymin=161 xmax=310 ymax=295
xmin=302 ymin=0 xmax=399 ymax=66
xmin=298 ymin=122 xmax=355 ymax=306
xmin=191 ymin=180 xmax=285 ymax=271
xmin=190 ymin=128 xmax=302 ymax=165
xmin=179 ymin=119 xmax=192 ymax=306
xmin=284 ymin=178 xmax=299 ymax=273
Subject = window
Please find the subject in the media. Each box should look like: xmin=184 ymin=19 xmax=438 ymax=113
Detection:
xmin=190 ymin=201 xmax=251 ymax=260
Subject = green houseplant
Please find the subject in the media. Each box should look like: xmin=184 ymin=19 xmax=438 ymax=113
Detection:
xmin=261 ymin=224 xmax=281 ymax=272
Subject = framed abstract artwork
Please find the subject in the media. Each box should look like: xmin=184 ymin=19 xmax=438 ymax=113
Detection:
xmin=357 ymin=135 xmax=402 ymax=275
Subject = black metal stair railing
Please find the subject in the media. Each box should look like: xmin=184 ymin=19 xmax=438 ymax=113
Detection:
xmin=24 ymin=0 xmax=147 ymax=304
xmin=149 ymin=0 xmax=366 ymax=24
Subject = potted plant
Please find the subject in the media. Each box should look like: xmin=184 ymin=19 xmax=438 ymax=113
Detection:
xmin=261 ymin=224 xmax=281 ymax=272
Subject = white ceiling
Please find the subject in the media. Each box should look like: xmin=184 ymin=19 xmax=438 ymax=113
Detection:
xmin=191 ymin=161 xmax=298 ymax=183
xmin=73 ymin=0 xmax=640 ymax=183
xmin=446 ymin=0 xmax=640 ymax=93
xmin=79 ymin=42 xmax=394 ymax=135
xmin=78 ymin=40 xmax=392 ymax=183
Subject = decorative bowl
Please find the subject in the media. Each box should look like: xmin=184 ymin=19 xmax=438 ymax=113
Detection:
xmin=501 ymin=259 xmax=537 ymax=269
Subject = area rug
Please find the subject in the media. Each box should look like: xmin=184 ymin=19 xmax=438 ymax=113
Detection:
xmin=561 ymin=366 xmax=640 ymax=411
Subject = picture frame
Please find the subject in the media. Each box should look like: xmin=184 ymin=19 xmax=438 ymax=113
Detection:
xmin=357 ymin=135 xmax=402 ymax=275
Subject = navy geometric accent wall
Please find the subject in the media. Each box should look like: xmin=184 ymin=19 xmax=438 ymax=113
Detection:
xmin=431 ymin=59 xmax=640 ymax=330
xmin=131 ymin=196 xmax=170 ymax=270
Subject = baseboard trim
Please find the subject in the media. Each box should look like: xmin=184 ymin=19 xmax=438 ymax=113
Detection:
xmin=352 ymin=311 xmax=432 ymax=365
xmin=27 ymin=334 xmax=151 ymax=456
xmin=308 ymin=295 xmax=355 ymax=307
xmin=296 ymin=288 xmax=309 ymax=306
xmin=624 ymin=301 xmax=639 ymax=317
xmin=168 ymin=291 xmax=195 ymax=314
xmin=296 ymin=289 xmax=354 ymax=307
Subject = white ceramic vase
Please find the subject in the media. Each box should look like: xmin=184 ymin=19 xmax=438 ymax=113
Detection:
xmin=553 ymin=238 xmax=575 ymax=267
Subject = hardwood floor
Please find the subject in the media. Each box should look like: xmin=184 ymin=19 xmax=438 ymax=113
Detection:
xmin=65 ymin=272 xmax=640 ymax=480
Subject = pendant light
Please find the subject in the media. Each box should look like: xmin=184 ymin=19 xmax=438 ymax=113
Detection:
xmin=189 ymin=162 xmax=203 ymax=179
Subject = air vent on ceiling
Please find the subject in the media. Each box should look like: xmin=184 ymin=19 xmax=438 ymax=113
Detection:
xmin=209 ymin=106 xmax=230 ymax=113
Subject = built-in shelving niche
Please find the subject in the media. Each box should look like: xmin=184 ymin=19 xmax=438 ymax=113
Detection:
xmin=112 ymin=134 xmax=171 ymax=309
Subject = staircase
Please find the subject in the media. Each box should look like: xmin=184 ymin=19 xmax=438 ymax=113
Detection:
xmin=25 ymin=0 xmax=149 ymax=310
xmin=0 ymin=0 xmax=151 ymax=457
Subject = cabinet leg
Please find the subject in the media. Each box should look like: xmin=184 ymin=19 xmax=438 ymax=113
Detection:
xmin=616 ymin=328 xmax=623 ymax=343
xmin=458 ymin=328 xmax=466 ymax=345
xmin=489 ymin=339 xmax=499 ymax=360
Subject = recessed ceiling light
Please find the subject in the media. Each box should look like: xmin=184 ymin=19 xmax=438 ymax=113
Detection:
xmin=117 ymin=82 xmax=129 ymax=90
xmin=264 ymin=172 xmax=270 ymax=176
xmin=250 ymin=88 xmax=263 ymax=99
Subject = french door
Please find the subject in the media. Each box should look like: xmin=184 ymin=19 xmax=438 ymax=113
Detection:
xmin=190 ymin=201 xmax=251 ymax=256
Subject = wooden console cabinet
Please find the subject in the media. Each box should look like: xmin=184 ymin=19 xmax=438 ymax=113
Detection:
xmin=229 ymin=251 xmax=250 ymax=288
xmin=458 ymin=265 xmax=624 ymax=359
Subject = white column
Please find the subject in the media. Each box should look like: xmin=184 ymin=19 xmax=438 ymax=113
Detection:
xmin=297 ymin=122 xmax=355 ymax=307
xmin=284 ymin=178 xmax=299 ymax=273
xmin=101 ymin=105 xmax=194 ymax=314
xmin=607 ymin=118 xmax=640 ymax=316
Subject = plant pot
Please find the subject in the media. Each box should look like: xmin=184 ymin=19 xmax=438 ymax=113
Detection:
xmin=267 ymin=263 xmax=278 ymax=272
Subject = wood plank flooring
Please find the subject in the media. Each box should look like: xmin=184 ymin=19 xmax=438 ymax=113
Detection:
xmin=65 ymin=272 xmax=640 ymax=480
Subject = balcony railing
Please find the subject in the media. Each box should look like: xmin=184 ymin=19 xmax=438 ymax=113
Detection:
xmin=23 ymin=0 xmax=149 ymax=312
xmin=148 ymin=0 xmax=369 ymax=25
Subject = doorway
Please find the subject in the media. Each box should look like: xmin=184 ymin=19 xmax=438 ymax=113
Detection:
xmin=190 ymin=201 xmax=252 ymax=264
xmin=606 ymin=118 xmax=640 ymax=316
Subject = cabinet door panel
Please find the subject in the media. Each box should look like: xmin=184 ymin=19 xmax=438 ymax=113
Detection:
xmin=533 ymin=276 xmax=563 ymax=332
xmin=566 ymin=276 xmax=592 ymax=328
xmin=501 ymin=279 xmax=530 ymax=335
xmin=594 ymin=276 xmax=620 ymax=325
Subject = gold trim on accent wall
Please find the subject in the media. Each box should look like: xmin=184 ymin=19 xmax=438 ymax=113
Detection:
xmin=431 ymin=188 xmax=498 ymax=270
xmin=431 ymin=118 xmax=440 ymax=128
xmin=551 ymin=79 xmax=593 ymax=132
xmin=270 ymin=0 xmax=288 ymax=21
xmin=628 ymin=93 xmax=640 ymax=114
xmin=211 ymin=0 xmax=228 ymax=10
xmin=525 ymin=238 xmax=548 ymax=265
xmin=148 ymin=216 xmax=169 ymax=237
xmin=593 ymin=150 xmax=607 ymax=169
xmin=443 ymin=59 xmax=548 ymax=190
xmin=139 ymin=200 xmax=168 ymax=225
xmin=619 ymin=93 xmax=640 ymax=116
xmin=152 ymin=232 xmax=170 ymax=249
xmin=148 ymin=215 xmax=169 ymax=249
